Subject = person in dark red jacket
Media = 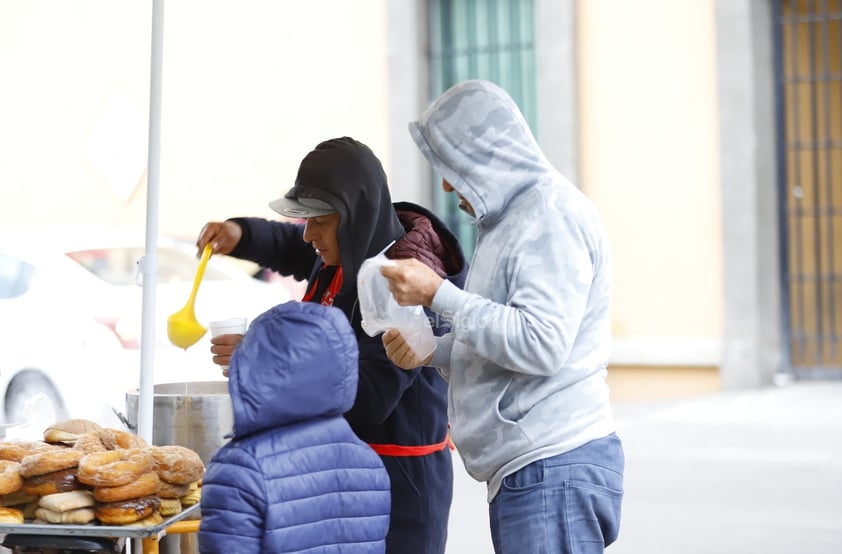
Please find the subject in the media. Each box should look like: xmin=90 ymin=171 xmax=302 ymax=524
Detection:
xmin=196 ymin=137 xmax=467 ymax=554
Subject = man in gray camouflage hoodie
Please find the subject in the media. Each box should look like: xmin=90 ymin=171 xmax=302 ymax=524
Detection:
xmin=381 ymin=79 xmax=624 ymax=553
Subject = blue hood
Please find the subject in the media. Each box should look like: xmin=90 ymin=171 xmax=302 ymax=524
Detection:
xmin=227 ymin=301 xmax=359 ymax=438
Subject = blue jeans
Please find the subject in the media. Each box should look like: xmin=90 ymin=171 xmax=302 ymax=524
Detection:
xmin=489 ymin=433 xmax=624 ymax=554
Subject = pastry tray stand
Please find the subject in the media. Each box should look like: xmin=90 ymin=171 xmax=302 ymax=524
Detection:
xmin=0 ymin=503 xmax=200 ymax=554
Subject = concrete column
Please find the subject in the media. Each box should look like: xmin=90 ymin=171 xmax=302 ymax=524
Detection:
xmin=715 ymin=0 xmax=784 ymax=388
xmin=386 ymin=0 xmax=431 ymax=207
xmin=536 ymin=0 xmax=579 ymax=185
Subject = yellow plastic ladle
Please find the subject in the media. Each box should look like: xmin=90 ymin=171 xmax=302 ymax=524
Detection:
xmin=167 ymin=244 xmax=213 ymax=349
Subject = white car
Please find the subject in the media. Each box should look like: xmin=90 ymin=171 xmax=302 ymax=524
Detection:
xmin=0 ymin=226 xmax=293 ymax=429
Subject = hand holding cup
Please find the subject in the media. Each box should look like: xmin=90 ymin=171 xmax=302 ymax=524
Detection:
xmin=209 ymin=318 xmax=247 ymax=377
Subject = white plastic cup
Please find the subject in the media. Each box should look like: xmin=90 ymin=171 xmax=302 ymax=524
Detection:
xmin=209 ymin=317 xmax=248 ymax=375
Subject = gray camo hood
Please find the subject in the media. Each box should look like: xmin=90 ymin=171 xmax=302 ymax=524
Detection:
xmin=409 ymin=80 xmax=554 ymax=222
xmin=409 ymin=80 xmax=616 ymax=503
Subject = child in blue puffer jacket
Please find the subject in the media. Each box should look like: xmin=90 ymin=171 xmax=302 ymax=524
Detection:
xmin=198 ymin=301 xmax=391 ymax=553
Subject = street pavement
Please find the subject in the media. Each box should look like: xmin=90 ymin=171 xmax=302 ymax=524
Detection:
xmin=445 ymin=380 xmax=842 ymax=553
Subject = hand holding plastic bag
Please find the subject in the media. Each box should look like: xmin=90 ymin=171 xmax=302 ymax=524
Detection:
xmin=381 ymin=328 xmax=434 ymax=369
xmin=358 ymin=253 xmax=435 ymax=363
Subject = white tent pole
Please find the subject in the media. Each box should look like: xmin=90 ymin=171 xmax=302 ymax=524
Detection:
xmin=138 ymin=0 xmax=165 ymax=443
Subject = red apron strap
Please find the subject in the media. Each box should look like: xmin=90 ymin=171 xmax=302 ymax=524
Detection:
xmin=367 ymin=426 xmax=455 ymax=457
xmin=302 ymin=265 xmax=343 ymax=306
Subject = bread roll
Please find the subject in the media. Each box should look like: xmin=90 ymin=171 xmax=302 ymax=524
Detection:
xmin=38 ymin=490 xmax=95 ymax=512
xmin=179 ymin=480 xmax=201 ymax=507
xmin=44 ymin=419 xmax=102 ymax=444
xmin=34 ymin=507 xmax=96 ymax=524
xmin=158 ymin=497 xmax=182 ymax=516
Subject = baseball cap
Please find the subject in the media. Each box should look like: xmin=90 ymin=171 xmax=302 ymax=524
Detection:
xmin=268 ymin=193 xmax=336 ymax=218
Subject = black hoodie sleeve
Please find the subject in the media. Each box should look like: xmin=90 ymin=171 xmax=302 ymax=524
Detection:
xmin=343 ymin=317 xmax=422 ymax=427
xmin=227 ymin=217 xmax=317 ymax=281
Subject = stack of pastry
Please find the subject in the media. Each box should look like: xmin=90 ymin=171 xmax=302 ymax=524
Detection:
xmin=149 ymin=446 xmax=205 ymax=517
xmin=0 ymin=417 xmax=102 ymax=524
xmin=16 ymin=421 xmax=99 ymax=508
xmin=0 ymin=441 xmax=60 ymax=520
xmin=77 ymin=447 xmax=162 ymax=526
xmin=0 ymin=418 xmax=206 ymax=527
xmin=19 ymin=449 xmax=87 ymax=498
xmin=19 ymin=447 xmax=93 ymax=524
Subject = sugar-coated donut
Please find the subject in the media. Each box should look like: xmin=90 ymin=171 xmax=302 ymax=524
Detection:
xmin=72 ymin=429 xmax=148 ymax=454
xmin=77 ymin=448 xmax=154 ymax=488
xmin=98 ymin=429 xmax=148 ymax=450
xmin=72 ymin=433 xmax=108 ymax=454
xmin=150 ymin=445 xmax=204 ymax=485
xmin=93 ymin=471 xmax=160 ymax=503
xmin=21 ymin=467 xmax=86 ymax=496
xmin=0 ymin=461 xmax=23 ymax=495
xmin=0 ymin=441 xmax=59 ymax=463
xmin=95 ymin=494 xmax=160 ymax=525
xmin=20 ymin=449 xmax=84 ymax=478
xmin=0 ymin=506 xmax=23 ymax=524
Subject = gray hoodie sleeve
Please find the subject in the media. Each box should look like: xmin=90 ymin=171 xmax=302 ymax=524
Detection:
xmin=431 ymin=200 xmax=599 ymax=377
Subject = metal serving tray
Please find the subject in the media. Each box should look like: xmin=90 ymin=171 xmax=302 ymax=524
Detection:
xmin=0 ymin=502 xmax=199 ymax=539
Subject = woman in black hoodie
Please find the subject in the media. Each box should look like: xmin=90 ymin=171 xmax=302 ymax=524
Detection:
xmin=196 ymin=137 xmax=467 ymax=554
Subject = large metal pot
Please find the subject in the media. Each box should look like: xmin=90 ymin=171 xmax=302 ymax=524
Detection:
xmin=124 ymin=381 xmax=232 ymax=466
xmin=125 ymin=381 xmax=233 ymax=554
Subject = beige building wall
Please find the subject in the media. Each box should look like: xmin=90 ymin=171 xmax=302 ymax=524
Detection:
xmin=578 ymin=0 xmax=724 ymax=373
xmin=4 ymin=1 xmax=761 ymax=396
xmin=0 ymin=1 xmax=389 ymax=242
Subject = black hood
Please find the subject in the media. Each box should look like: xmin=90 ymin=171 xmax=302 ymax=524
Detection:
xmin=286 ymin=137 xmax=405 ymax=294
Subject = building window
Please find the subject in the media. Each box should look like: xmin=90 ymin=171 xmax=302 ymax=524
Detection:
xmin=428 ymin=0 xmax=537 ymax=257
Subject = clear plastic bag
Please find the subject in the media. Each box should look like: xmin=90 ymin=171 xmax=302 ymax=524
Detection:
xmin=357 ymin=253 xmax=436 ymax=361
